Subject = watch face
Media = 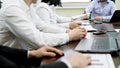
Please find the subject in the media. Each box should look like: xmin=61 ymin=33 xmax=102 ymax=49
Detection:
xmin=94 ymin=21 xmax=102 ymax=24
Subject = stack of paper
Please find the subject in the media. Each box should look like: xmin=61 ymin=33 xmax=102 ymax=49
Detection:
xmin=86 ymin=54 xmax=115 ymax=68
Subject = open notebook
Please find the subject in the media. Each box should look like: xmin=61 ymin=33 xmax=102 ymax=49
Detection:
xmin=58 ymin=49 xmax=115 ymax=68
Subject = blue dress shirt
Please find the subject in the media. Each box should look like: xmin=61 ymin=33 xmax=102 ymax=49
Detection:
xmin=86 ymin=0 xmax=116 ymax=22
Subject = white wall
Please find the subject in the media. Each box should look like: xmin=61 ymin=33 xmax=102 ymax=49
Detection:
xmin=116 ymin=0 xmax=120 ymax=10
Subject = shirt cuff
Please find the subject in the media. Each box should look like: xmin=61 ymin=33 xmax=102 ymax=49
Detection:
xmin=63 ymin=33 xmax=70 ymax=43
xmin=61 ymin=59 xmax=72 ymax=68
xmin=58 ymin=23 xmax=70 ymax=29
xmin=102 ymin=16 xmax=111 ymax=22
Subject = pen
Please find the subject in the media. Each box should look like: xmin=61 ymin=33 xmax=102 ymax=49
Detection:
xmin=92 ymin=59 xmax=100 ymax=61
xmin=89 ymin=63 xmax=103 ymax=66
xmin=88 ymin=59 xmax=103 ymax=66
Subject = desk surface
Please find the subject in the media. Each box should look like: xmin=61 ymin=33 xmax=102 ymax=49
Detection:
xmin=55 ymin=33 xmax=120 ymax=68
xmin=44 ymin=40 xmax=119 ymax=68
xmin=66 ymin=21 xmax=120 ymax=67
xmin=66 ymin=41 xmax=120 ymax=68
xmin=80 ymin=19 xmax=120 ymax=25
xmin=43 ymin=21 xmax=120 ymax=68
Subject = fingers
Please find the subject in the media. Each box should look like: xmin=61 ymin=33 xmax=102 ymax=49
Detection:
xmin=70 ymin=22 xmax=80 ymax=29
xmin=85 ymin=55 xmax=91 ymax=60
xmin=75 ymin=28 xmax=87 ymax=38
xmin=74 ymin=21 xmax=82 ymax=25
xmin=94 ymin=16 xmax=103 ymax=21
xmin=77 ymin=52 xmax=91 ymax=64
xmin=45 ymin=46 xmax=64 ymax=56
xmin=80 ymin=34 xmax=86 ymax=38
xmin=34 ymin=46 xmax=64 ymax=58
xmin=76 ymin=26 xmax=87 ymax=31
xmin=67 ymin=52 xmax=91 ymax=68
xmin=85 ymin=55 xmax=91 ymax=64
xmin=44 ymin=52 xmax=56 ymax=57
xmin=68 ymin=26 xmax=87 ymax=41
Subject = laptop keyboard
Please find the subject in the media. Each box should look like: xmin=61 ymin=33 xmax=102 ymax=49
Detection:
xmin=91 ymin=37 xmax=110 ymax=49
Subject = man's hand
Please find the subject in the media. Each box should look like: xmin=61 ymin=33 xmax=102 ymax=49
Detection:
xmin=94 ymin=16 xmax=103 ymax=21
xmin=29 ymin=46 xmax=64 ymax=58
xmin=68 ymin=27 xmax=87 ymax=41
xmin=69 ymin=22 xmax=81 ymax=29
xmin=67 ymin=52 xmax=91 ymax=68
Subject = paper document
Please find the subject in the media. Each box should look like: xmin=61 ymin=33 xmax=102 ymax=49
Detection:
xmin=80 ymin=23 xmax=97 ymax=32
xmin=58 ymin=50 xmax=115 ymax=68
xmin=72 ymin=13 xmax=90 ymax=20
xmin=86 ymin=54 xmax=115 ymax=68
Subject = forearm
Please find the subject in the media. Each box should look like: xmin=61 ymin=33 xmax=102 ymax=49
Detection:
xmin=57 ymin=23 xmax=70 ymax=29
xmin=57 ymin=15 xmax=71 ymax=23
xmin=36 ymin=18 xmax=67 ymax=33
xmin=38 ymin=23 xmax=67 ymax=33
xmin=0 ymin=46 xmax=41 ymax=66
xmin=38 ymin=33 xmax=69 ymax=46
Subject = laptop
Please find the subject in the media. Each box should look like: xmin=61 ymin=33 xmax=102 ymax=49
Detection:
xmin=109 ymin=10 xmax=120 ymax=22
xmin=75 ymin=31 xmax=120 ymax=53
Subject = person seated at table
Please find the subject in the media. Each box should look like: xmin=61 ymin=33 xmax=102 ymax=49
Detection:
xmin=84 ymin=0 xmax=116 ymax=22
xmin=36 ymin=0 xmax=81 ymax=29
xmin=0 ymin=45 xmax=91 ymax=68
xmin=0 ymin=0 xmax=87 ymax=50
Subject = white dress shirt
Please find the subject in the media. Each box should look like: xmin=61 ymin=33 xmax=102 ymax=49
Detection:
xmin=36 ymin=3 xmax=71 ymax=28
xmin=0 ymin=0 xmax=69 ymax=50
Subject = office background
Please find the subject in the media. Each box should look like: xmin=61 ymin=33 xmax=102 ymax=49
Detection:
xmin=56 ymin=0 xmax=120 ymax=17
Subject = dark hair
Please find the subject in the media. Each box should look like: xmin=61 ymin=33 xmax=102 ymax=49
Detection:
xmin=41 ymin=0 xmax=62 ymax=7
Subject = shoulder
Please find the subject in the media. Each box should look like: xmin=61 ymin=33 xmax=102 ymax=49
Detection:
xmin=1 ymin=0 xmax=22 ymax=12
xmin=3 ymin=0 xmax=21 ymax=7
xmin=36 ymin=3 xmax=50 ymax=9
xmin=108 ymin=1 xmax=115 ymax=5
xmin=89 ymin=1 xmax=97 ymax=5
xmin=36 ymin=2 xmax=52 ymax=12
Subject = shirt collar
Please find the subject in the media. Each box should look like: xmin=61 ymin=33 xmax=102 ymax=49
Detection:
xmin=98 ymin=0 xmax=109 ymax=4
xmin=20 ymin=0 xmax=30 ymax=12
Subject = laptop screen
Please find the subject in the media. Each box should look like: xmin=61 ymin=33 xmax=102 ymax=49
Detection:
xmin=110 ymin=10 xmax=120 ymax=22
